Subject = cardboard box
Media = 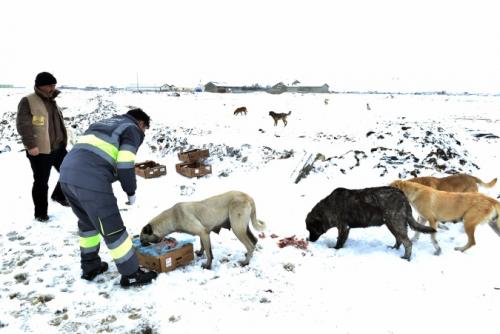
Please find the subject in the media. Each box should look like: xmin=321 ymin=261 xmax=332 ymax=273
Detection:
xmin=132 ymin=237 xmax=194 ymax=273
xmin=175 ymin=161 xmax=212 ymax=178
xmin=177 ymin=149 xmax=209 ymax=163
xmin=135 ymin=160 xmax=167 ymax=179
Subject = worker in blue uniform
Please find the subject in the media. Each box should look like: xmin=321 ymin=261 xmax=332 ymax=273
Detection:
xmin=60 ymin=108 xmax=157 ymax=287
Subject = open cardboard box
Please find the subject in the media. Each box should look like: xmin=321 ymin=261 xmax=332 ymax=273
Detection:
xmin=177 ymin=149 xmax=210 ymax=163
xmin=175 ymin=161 xmax=212 ymax=178
xmin=135 ymin=160 xmax=167 ymax=179
xmin=132 ymin=236 xmax=194 ymax=273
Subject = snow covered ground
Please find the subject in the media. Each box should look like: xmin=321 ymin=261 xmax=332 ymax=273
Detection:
xmin=1 ymin=89 xmax=499 ymax=333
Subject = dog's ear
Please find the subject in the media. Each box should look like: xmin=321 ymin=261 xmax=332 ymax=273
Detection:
xmin=141 ymin=224 xmax=153 ymax=235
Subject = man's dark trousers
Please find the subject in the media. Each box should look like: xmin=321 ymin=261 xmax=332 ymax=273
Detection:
xmin=26 ymin=146 xmax=67 ymax=217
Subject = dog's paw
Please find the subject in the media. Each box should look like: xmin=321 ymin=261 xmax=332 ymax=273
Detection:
xmin=238 ymin=260 xmax=250 ymax=267
xmin=201 ymin=262 xmax=212 ymax=270
xmin=454 ymin=246 xmax=467 ymax=252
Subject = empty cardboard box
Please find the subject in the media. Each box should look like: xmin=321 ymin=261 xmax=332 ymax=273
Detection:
xmin=132 ymin=237 xmax=194 ymax=273
xmin=177 ymin=149 xmax=210 ymax=163
xmin=176 ymin=161 xmax=212 ymax=178
xmin=135 ymin=160 xmax=166 ymax=179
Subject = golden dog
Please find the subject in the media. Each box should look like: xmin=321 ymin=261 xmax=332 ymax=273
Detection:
xmin=390 ymin=180 xmax=500 ymax=254
xmin=233 ymin=106 xmax=247 ymax=115
xmin=269 ymin=111 xmax=291 ymax=126
xmin=408 ymin=173 xmax=497 ymax=192
xmin=140 ymin=191 xmax=266 ymax=269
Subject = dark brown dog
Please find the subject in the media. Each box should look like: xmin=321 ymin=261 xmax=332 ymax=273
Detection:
xmin=269 ymin=111 xmax=291 ymax=126
xmin=234 ymin=106 xmax=247 ymax=115
xmin=408 ymin=173 xmax=497 ymax=193
xmin=305 ymin=186 xmax=435 ymax=260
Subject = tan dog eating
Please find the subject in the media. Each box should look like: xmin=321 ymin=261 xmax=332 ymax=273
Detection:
xmin=408 ymin=173 xmax=496 ymax=193
xmin=390 ymin=180 xmax=500 ymax=255
xmin=140 ymin=191 xmax=266 ymax=269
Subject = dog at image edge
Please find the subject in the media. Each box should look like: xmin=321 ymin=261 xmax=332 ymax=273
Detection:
xmin=406 ymin=173 xmax=497 ymax=241
xmin=140 ymin=191 xmax=266 ymax=269
xmin=305 ymin=186 xmax=435 ymax=260
xmin=269 ymin=111 xmax=291 ymax=126
xmin=390 ymin=180 xmax=500 ymax=254
xmin=408 ymin=173 xmax=497 ymax=193
xmin=233 ymin=106 xmax=247 ymax=115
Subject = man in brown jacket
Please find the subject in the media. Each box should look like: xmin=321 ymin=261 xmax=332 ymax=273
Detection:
xmin=16 ymin=72 xmax=69 ymax=222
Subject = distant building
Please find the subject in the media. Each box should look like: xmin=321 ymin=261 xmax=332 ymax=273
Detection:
xmin=0 ymin=84 xmax=14 ymax=88
xmin=84 ymin=86 xmax=100 ymax=91
xmin=125 ymin=86 xmax=161 ymax=92
xmin=267 ymin=82 xmax=330 ymax=94
xmin=59 ymin=85 xmax=79 ymax=90
xmin=204 ymin=82 xmax=266 ymax=93
xmin=159 ymin=84 xmax=175 ymax=92
xmin=204 ymin=81 xmax=329 ymax=94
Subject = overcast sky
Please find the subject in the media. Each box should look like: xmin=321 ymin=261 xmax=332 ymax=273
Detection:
xmin=1 ymin=0 xmax=499 ymax=92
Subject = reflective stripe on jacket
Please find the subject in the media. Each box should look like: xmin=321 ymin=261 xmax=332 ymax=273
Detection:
xmin=60 ymin=114 xmax=144 ymax=194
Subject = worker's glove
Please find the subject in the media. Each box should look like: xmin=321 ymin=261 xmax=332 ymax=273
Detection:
xmin=126 ymin=193 xmax=136 ymax=206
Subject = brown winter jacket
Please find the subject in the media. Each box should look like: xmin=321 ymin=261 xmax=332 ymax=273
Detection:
xmin=16 ymin=87 xmax=67 ymax=153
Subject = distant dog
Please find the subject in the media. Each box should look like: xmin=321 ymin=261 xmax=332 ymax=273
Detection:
xmin=269 ymin=111 xmax=291 ymax=126
xmin=390 ymin=180 xmax=500 ymax=254
xmin=408 ymin=173 xmax=497 ymax=193
xmin=233 ymin=106 xmax=247 ymax=115
xmin=305 ymin=187 xmax=435 ymax=260
xmin=140 ymin=191 xmax=266 ymax=269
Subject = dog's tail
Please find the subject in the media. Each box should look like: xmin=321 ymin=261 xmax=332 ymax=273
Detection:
xmin=472 ymin=176 xmax=497 ymax=188
xmin=250 ymin=199 xmax=266 ymax=231
xmin=408 ymin=216 xmax=436 ymax=234
xmin=287 ymin=111 xmax=292 ymax=116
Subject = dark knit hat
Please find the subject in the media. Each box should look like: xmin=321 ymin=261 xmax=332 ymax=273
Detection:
xmin=35 ymin=72 xmax=57 ymax=87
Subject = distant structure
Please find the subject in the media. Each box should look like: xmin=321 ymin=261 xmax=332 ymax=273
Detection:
xmin=125 ymin=86 xmax=162 ymax=92
xmin=0 ymin=84 xmax=14 ymax=88
xmin=267 ymin=82 xmax=330 ymax=94
xmin=204 ymin=82 xmax=266 ymax=93
xmin=59 ymin=85 xmax=79 ymax=90
xmin=84 ymin=86 xmax=100 ymax=91
xmin=204 ymin=81 xmax=329 ymax=94
xmin=159 ymin=83 xmax=175 ymax=92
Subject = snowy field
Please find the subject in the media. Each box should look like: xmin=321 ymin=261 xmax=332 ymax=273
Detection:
xmin=1 ymin=89 xmax=500 ymax=333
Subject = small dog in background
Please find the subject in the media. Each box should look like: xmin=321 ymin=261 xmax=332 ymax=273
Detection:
xmin=233 ymin=106 xmax=247 ymax=115
xmin=269 ymin=111 xmax=291 ymax=126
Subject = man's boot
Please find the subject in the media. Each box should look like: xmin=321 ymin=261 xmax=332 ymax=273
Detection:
xmin=120 ymin=268 xmax=157 ymax=287
xmin=81 ymin=262 xmax=109 ymax=281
